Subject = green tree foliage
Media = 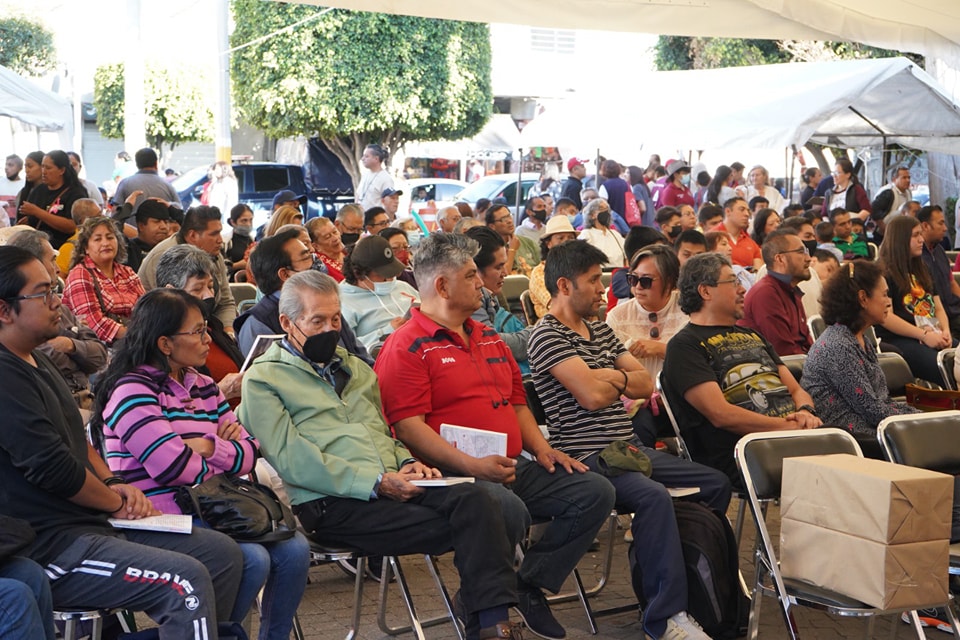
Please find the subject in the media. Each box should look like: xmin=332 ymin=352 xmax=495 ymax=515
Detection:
xmin=0 ymin=17 xmax=56 ymax=76
xmin=93 ymin=62 xmax=214 ymax=158
xmin=230 ymin=1 xmax=493 ymax=187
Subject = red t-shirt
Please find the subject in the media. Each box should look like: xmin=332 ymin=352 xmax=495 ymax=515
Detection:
xmin=374 ymin=309 xmax=526 ymax=457
xmin=715 ymin=222 xmax=761 ymax=268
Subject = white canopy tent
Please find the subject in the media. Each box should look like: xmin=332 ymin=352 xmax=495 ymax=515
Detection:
xmin=0 ymin=65 xmax=73 ymax=152
xmin=295 ymin=0 xmax=960 ymax=69
xmin=519 ymin=57 xmax=960 ymax=157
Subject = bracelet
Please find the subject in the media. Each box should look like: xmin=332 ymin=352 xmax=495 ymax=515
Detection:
xmin=110 ymin=493 xmax=126 ymax=514
xmin=104 ymin=476 xmax=125 ymax=487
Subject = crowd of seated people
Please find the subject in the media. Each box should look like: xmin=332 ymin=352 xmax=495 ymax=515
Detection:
xmin=7 ymin=146 xmax=960 ymax=639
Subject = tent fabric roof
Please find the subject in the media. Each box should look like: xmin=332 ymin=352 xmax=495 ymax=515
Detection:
xmin=0 ymin=65 xmax=72 ymax=131
xmin=403 ymin=114 xmax=520 ymax=158
xmin=295 ymin=0 xmax=960 ymax=66
xmin=518 ymin=57 xmax=960 ymax=154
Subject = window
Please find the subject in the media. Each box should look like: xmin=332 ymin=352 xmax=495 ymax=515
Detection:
xmin=252 ymin=168 xmax=290 ymax=193
xmin=530 ymin=29 xmax=575 ymax=55
xmin=436 ymin=183 xmax=463 ymax=200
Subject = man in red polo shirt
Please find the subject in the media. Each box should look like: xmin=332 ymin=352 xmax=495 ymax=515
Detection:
xmin=715 ymin=196 xmax=762 ymax=271
xmin=375 ymin=233 xmax=615 ymax=640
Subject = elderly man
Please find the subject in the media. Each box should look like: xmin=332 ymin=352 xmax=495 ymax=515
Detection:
xmin=335 ymin=204 xmax=365 ymax=248
xmin=738 ymin=230 xmax=813 ymax=356
xmin=239 ymin=270 xmax=522 ymax=640
xmin=660 ymin=252 xmax=821 ymax=487
xmin=156 ymin=244 xmax=245 ymax=401
xmin=527 ymin=240 xmax=731 ymax=640
xmin=6 ymin=228 xmax=107 ymax=409
xmin=381 ymin=187 xmax=402 ymax=221
xmin=138 ymin=205 xmax=237 ymax=330
xmin=435 ymin=206 xmax=462 ymax=234
xmin=375 ymin=233 xmax=615 ymax=640
xmin=715 ymin=197 xmax=761 ymax=270
xmin=0 ymin=245 xmax=243 ymax=638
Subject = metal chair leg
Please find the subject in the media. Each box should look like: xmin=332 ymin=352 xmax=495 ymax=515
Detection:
xmin=345 ymin=555 xmax=366 ymax=640
xmin=377 ymin=556 xmax=461 ymax=637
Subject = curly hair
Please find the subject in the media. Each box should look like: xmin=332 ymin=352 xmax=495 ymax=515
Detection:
xmin=68 ymin=217 xmax=127 ymax=270
xmin=819 ymin=260 xmax=884 ymax=334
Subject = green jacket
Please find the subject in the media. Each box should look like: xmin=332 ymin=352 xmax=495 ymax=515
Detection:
xmin=238 ymin=342 xmax=413 ymax=506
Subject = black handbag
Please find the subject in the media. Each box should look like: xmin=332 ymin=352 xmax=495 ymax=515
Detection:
xmin=0 ymin=516 xmax=35 ymax=560
xmin=175 ymin=474 xmax=295 ymax=543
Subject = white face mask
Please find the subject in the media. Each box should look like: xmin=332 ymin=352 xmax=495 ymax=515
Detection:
xmin=407 ymin=230 xmax=422 ymax=247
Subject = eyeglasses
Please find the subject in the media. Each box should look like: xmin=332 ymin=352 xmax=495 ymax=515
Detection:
xmin=709 ymin=277 xmax=739 ymax=287
xmin=171 ymin=321 xmax=209 ymax=338
xmin=626 ymin=273 xmax=659 ymax=290
xmin=392 ymin=244 xmax=410 ymax=251
xmin=6 ymin=288 xmax=58 ymax=306
xmin=340 ymin=224 xmax=363 ymax=234
xmin=778 ymin=246 xmax=810 ymax=257
xmin=368 ymin=220 xmax=389 ymax=229
xmin=494 ymin=214 xmax=513 ymax=224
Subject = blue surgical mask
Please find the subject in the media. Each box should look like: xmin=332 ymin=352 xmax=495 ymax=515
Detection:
xmin=680 ymin=174 xmax=691 ymax=187
xmin=372 ymin=279 xmax=398 ymax=295
xmin=407 ymin=230 xmax=422 ymax=247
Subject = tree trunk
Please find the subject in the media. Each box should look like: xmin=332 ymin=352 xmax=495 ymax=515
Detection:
xmin=320 ymin=128 xmax=407 ymax=192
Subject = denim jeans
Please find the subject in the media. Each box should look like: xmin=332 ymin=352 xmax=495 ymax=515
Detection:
xmin=231 ymin=530 xmax=311 ymax=640
xmin=0 ymin=556 xmax=55 ymax=640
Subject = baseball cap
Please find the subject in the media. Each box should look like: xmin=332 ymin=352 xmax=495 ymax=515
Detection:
xmin=349 ymin=235 xmax=405 ymax=279
xmin=567 ymin=157 xmax=588 ymax=172
xmin=272 ymin=189 xmax=308 ymax=208
xmin=382 ymin=188 xmax=404 ymax=198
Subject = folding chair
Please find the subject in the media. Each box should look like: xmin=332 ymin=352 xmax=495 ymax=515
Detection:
xmin=55 ymin=609 xmax=133 ymax=640
xmin=735 ymin=428 xmax=958 ymax=639
xmin=938 ymin=348 xmax=957 ymax=390
xmin=519 ymin=290 xmax=539 ymax=326
xmin=806 ymin=315 xmax=826 ymax=340
xmin=879 ymin=352 xmax=915 ymax=401
xmin=780 ymin=354 xmax=805 ymax=384
xmin=877 ymin=410 xmax=960 ymax=584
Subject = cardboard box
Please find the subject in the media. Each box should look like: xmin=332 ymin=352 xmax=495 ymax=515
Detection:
xmin=780 ymin=519 xmax=948 ymax=609
xmin=781 ymin=454 xmax=952 ymax=544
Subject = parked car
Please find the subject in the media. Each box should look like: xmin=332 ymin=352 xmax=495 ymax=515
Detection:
xmin=173 ymin=161 xmax=353 ymax=229
xmin=455 ymin=172 xmax=540 ymax=223
xmin=399 ymin=178 xmax=468 ymax=228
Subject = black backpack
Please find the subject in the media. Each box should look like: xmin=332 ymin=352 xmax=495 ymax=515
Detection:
xmin=673 ymin=500 xmax=748 ymax=639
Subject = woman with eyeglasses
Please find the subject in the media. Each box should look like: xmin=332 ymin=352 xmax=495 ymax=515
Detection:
xmin=94 ymin=288 xmax=310 ymax=640
xmin=606 ymin=245 xmax=685 ymax=445
xmin=62 ymin=216 xmax=145 ymax=344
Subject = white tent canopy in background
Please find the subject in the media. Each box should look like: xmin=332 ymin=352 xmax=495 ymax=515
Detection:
xmin=519 ymin=57 xmax=960 ymax=157
xmin=0 ymin=65 xmax=73 ymax=152
xmin=403 ymin=114 xmax=520 ymax=159
xmin=295 ymin=0 xmax=960 ymax=69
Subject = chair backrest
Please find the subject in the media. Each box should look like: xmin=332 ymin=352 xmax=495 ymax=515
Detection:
xmin=523 ymin=378 xmax=547 ymax=426
xmin=938 ymin=348 xmax=957 ymax=391
xmin=878 ymin=352 xmax=914 ymax=400
xmin=230 ymin=282 xmax=258 ymax=310
xmin=238 ymin=299 xmax=256 ymax=314
xmin=655 ymin=372 xmax=691 ymax=461
xmin=780 ymin=354 xmax=806 ymax=384
xmin=877 ymin=410 xmax=960 ymax=475
xmin=807 ymin=314 xmax=826 ymax=340
xmin=600 ymin=272 xmax=612 ymax=290
xmin=736 ymin=428 xmax=862 ymax=502
xmin=519 ymin=290 xmax=539 ymax=326
xmin=867 ymin=242 xmax=878 ymax=261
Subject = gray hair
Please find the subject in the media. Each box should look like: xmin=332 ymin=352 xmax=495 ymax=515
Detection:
xmin=582 ymin=198 xmax=609 ymax=228
xmin=453 ymin=217 xmax=483 ymax=234
xmin=412 ymin=233 xmax=479 ymax=291
xmin=436 ymin=206 xmax=459 ymax=222
xmin=678 ymin=252 xmax=731 ymax=314
xmin=156 ymin=244 xmax=215 ymax=289
xmin=279 ymin=270 xmax=340 ymax=322
xmin=5 ymin=228 xmax=52 ymax=261
xmin=335 ymin=203 xmax=362 ymax=223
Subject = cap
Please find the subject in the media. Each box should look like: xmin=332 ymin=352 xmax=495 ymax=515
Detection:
xmin=350 ymin=235 xmax=405 ymax=279
xmin=567 ymin=157 xmax=588 ymax=172
xmin=381 ymin=188 xmax=403 ymax=198
xmin=272 ymin=189 xmax=308 ymax=208
xmin=666 ymin=160 xmax=691 ymax=178
xmin=541 ymin=215 xmax=577 ymax=239
xmin=135 ymin=199 xmax=174 ymax=223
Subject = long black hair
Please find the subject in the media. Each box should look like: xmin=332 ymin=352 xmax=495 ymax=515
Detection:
xmin=91 ymin=289 xmax=203 ymax=437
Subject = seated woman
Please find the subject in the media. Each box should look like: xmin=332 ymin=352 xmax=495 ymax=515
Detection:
xmin=605 ymin=226 xmax=670 ymax=313
xmin=379 ymin=227 xmax=418 ymax=290
xmin=305 ymin=216 xmax=346 ymax=281
xmin=578 ymin=198 xmax=626 ymax=269
xmin=750 ymin=208 xmax=780 ymax=248
xmin=63 ymin=216 xmax=145 ymax=344
xmin=801 ymin=261 xmax=918 ymax=455
xmin=529 ymin=216 xmax=578 ymax=319
xmin=340 ymin=235 xmax=420 ymax=352
xmin=95 ymin=288 xmax=310 ymax=640
xmin=875 ymin=215 xmax=952 ymax=383
xmin=606 ymin=245 xmax=687 ymax=445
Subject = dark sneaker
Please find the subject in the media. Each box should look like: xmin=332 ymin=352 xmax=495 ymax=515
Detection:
xmin=902 ymin=608 xmax=954 ymax=633
xmin=479 ymin=621 xmax=524 ymax=639
xmin=513 ymin=582 xmax=565 ymax=639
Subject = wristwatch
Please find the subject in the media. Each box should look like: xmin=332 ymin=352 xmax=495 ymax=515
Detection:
xmin=797 ymin=404 xmax=818 ymax=417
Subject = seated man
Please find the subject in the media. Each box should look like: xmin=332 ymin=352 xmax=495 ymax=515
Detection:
xmin=375 ymin=233 xmax=615 ymax=640
xmin=238 ymin=270 xmax=522 ymax=640
xmin=829 ymin=207 xmax=869 ymax=259
xmin=527 ymin=240 xmax=731 ymax=640
xmin=738 ymin=229 xmax=813 ymax=356
xmin=235 ymin=228 xmax=372 ymax=364
xmin=660 ymin=252 xmax=822 ymax=486
xmin=0 ymin=245 xmax=243 ymax=637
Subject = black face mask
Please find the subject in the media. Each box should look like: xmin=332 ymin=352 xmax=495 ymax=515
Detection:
xmin=531 ymin=209 xmax=547 ymax=223
xmin=294 ymin=324 xmax=339 ymax=364
xmin=596 ymin=211 xmax=611 ymax=227
xmin=802 ymin=239 xmax=818 ymax=255
xmin=341 ymin=233 xmax=360 ymax=247
xmin=200 ymin=297 xmax=216 ymax=320
xmin=667 ymin=225 xmax=682 ymax=239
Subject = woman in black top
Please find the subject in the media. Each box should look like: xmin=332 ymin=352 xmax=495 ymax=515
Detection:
xmin=13 ymin=150 xmax=44 ymax=213
xmin=20 ymin=150 xmax=88 ymax=249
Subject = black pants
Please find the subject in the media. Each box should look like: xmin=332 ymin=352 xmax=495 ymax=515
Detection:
xmin=297 ymin=482 xmax=517 ymax=615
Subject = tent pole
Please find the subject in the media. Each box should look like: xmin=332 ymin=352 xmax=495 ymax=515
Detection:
xmin=516 ymin=147 xmax=523 ymax=215
xmin=789 ymin=146 xmax=797 ymax=203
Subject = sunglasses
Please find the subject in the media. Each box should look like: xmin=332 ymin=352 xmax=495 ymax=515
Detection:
xmin=626 ymin=273 xmax=659 ymax=290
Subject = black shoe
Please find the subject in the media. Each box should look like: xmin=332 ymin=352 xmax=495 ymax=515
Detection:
xmin=513 ymin=582 xmax=565 ymax=640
